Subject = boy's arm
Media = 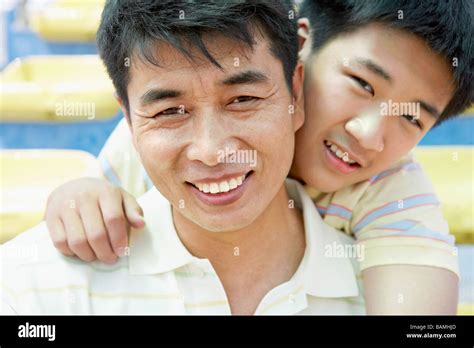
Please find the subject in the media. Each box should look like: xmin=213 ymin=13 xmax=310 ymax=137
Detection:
xmin=98 ymin=117 xmax=150 ymax=198
xmin=46 ymin=117 xmax=148 ymax=263
xmin=46 ymin=178 xmax=145 ymax=262
xmin=363 ymin=265 xmax=458 ymax=314
xmin=347 ymin=157 xmax=459 ymax=314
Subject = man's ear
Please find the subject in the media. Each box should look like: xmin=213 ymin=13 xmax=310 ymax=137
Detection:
xmin=114 ymin=92 xmax=133 ymax=130
xmin=297 ymin=18 xmax=312 ymax=62
xmin=114 ymin=92 xmax=139 ymax=151
xmin=291 ymin=62 xmax=305 ymax=132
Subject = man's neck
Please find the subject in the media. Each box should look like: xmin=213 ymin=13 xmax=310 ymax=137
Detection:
xmin=172 ymin=184 xmax=305 ymax=314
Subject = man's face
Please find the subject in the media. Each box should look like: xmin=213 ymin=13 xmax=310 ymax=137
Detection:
xmin=124 ymin=33 xmax=304 ymax=232
xmin=293 ymin=23 xmax=454 ymax=192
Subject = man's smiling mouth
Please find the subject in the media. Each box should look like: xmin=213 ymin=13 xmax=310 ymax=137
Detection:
xmin=186 ymin=171 xmax=254 ymax=206
xmin=187 ymin=171 xmax=254 ymax=194
xmin=194 ymin=174 xmax=245 ymax=194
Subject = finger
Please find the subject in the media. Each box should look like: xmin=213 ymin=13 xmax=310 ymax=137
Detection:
xmin=79 ymin=200 xmax=118 ymax=264
xmin=99 ymin=188 xmax=128 ymax=257
xmin=62 ymin=208 xmax=97 ymax=262
xmin=46 ymin=218 xmax=74 ymax=256
xmin=122 ymin=190 xmax=145 ymax=228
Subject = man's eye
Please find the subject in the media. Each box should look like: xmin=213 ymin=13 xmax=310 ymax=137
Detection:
xmin=350 ymin=76 xmax=374 ymax=96
xmin=154 ymin=106 xmax=186 ymax=118
xmin=230 ymin=96 xmax=260 ymax=104
xmin=402 ymin=114 xmax=422 ymax=129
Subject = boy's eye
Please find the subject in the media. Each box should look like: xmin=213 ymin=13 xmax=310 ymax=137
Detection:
xmin=154 ymin=106 xmax=187 ymax=118
xmin=402 ymin=114 xmax=422 ymax=129
xmin=350 ymin=76 xmax=374 ymax=96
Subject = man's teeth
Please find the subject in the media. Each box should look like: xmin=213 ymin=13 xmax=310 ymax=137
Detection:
xmin=325 ymin=141 xmax=357 ymax=164
xmin=194 ymin=174 xmax=246 ymax=194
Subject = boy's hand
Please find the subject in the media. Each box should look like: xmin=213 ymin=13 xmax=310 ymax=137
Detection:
xmin=45 ymin=178 xmax=145 ymax=264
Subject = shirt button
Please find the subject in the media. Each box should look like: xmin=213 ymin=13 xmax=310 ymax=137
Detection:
xmin=289 ymin=294 xmax=296 ymax=304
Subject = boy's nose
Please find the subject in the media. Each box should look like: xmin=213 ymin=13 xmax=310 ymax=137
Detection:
xmin=345 ymin=109 xmax=385 ymax=152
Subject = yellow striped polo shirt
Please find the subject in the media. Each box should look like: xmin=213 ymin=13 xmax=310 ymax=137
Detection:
xmin=1 ymin=180 xmax=365 ymax=315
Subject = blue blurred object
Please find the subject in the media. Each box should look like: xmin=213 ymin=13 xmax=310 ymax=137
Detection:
xmin=0 ymin=113 xmax=123 ymax=156
xmin=419 ymin=115 xmax=474 ymax=145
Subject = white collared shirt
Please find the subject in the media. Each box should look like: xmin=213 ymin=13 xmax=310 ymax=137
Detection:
xmin=1 ymin=180 xmax=365 ymax=314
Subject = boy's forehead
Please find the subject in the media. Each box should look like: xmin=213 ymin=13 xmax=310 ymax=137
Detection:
xmin=308 ymin=23 xmax=454 ymax=108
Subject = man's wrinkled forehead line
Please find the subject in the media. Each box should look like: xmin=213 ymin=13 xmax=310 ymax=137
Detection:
xmin=127 ymin=24 xmax=274 ymax=76
xmin=127 ymin=33 xmax=276 ymax=92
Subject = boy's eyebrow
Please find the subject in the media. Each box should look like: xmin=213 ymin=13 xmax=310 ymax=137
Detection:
xmin=354 ymin=58 xmax=392 ymax=83
xmin=140 ymin=88 xmax=182 ymax=106
xmin=416 ymin=100 xmax=440 ymax=119
xmin=353 ymin=58 xmax=440 ymax=118
xmin=220 ymin=69 xmax=270 ymax=85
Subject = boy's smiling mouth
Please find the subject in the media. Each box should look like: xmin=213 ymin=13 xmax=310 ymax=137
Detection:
xmin=323 ymin=140 xmax=362 ymax=174
xmin=325 ymin=140 xmax=358 ymax=164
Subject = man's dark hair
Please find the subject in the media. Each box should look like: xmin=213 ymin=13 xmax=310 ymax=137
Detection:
xmin=299 ymin=0 xmax=474 ymax=124
xmin=97 ymin=0 xmax=298 ymax=113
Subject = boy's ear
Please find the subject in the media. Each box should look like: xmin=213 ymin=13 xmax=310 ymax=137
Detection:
xmin=297 ymin=17 xmax=312 ymax=62
xmin=291 ymin=62 xmax=305 ymax=132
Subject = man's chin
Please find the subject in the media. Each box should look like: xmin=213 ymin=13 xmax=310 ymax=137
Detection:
xmin=193 ymin=214 xmax=255 ymax=233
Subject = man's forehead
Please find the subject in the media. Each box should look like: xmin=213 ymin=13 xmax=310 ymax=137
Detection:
xmin=130 ymin=34 xmax=270 ymax=74
xmin=128 ymin=34 xmax=278 ymax=94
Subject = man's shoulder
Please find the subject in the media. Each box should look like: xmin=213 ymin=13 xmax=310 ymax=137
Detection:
xmin=0 ymin=222 xmax=121 ymax=285
xmin=1 ymin=222 xmax=59 ymax=267
xmin=0 ymin=222 xmax=132 ymax=314
xmin=1 ymin=222 xmax=75 ymax=313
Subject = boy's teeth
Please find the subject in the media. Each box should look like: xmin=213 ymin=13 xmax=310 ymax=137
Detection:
xmin=326 ymin=141 xmax=357 ymax=165
xmin=194 ymin=174 xmax=247 ymax=194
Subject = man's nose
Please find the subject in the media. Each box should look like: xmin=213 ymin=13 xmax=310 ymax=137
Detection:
xmin=344 ymin=107 xmax=385 ymax=152
xmin=186 ymin=112 xmax=233 ymax=166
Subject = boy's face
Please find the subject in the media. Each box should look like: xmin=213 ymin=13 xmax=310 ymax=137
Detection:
xmin=292 ymin=23 xmax=455 ymax=192
xmin=123 ymin=33 xmax=304 ymax=232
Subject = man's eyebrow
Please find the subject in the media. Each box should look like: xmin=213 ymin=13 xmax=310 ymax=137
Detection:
xmin=354 ymin=58 xmax=392 ymax=83
xmin=140 ymin=88 xmax=182 ymax=106
xmin=220 ymin=70 xmax=270 ymax=86
xmin=416 ymin=100 xmax=440 ymax=119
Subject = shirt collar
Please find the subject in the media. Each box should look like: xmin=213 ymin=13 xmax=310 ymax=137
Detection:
xmin=286 ymin=179 xmax=359 ymax=298
xmin=129 ymin=179 xmax=359 ymax=298
xmin=129 ymin=188 xmax=194 ymax=275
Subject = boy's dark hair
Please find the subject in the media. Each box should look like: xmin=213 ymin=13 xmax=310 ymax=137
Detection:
xmin=299 ymin=0 xmax=474 ymax=124
xmin=97 ymin=0 xmax=298 ymax=113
